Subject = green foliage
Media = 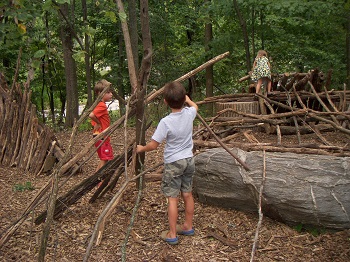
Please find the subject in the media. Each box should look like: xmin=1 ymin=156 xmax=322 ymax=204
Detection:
xmin=78 ymin=118 xmax=92 ymax=132
xmin=13 ymin=181 xmax=35 ymax=192
xmin=293 ymin=223 xmax=326 ymax=236
xmin=0 ymin=0 xmax=349 ymax=128
xmin=249 ymin=0 xmax=348 ymax=87
xmin=109 ymin=110 xmax=121 ymax=123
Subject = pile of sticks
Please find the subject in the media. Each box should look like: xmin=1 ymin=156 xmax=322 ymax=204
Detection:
xmin=0 ymin=72 xmax=80 ymax=175
xmin=195 ymin=79 xmax=350 ymax=156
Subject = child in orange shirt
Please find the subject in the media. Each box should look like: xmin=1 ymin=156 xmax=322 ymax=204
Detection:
xmin=89 ymin=79 xmax=114 ymax=172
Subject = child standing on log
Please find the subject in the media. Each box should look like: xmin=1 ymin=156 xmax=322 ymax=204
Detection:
xmin=89 ymin=79 xmax=114 ymax=172
xmin=251 ymin=50 xmax=272 ymax=94
xmin=136 ymin=81 xmax=198 ymax=245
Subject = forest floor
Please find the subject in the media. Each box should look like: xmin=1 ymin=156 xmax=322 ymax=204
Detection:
xmin=0 ymin=128 xmax=349 ymax=262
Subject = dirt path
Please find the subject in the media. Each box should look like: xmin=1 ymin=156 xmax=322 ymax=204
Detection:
xmin=0 ymin=129 xmax=349 ymax=261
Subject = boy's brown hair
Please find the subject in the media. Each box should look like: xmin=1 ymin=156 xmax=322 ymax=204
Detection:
xmin=94 ymin=79 xmax=112 ymax=95
xmin=163 ymin=81 xmax=186 ymax=109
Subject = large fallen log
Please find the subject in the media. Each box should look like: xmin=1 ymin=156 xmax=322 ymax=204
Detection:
xmin=193 ymin=147 xmax=350 ymax=230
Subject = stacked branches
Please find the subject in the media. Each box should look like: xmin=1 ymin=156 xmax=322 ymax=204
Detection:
xmin=195 ymin=71 xmax=350 ymax=156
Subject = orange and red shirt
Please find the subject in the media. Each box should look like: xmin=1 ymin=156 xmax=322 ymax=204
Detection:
xmin=91 ymin=102 xmax=110 ymax=142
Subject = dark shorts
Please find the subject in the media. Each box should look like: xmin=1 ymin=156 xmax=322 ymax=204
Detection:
xmin=95 ymin=140 xmax=114 ymax=161
xmin=162 ymin=157 xmax=195 ymax=198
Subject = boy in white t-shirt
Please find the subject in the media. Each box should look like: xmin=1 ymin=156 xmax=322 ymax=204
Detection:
xmin=136 ymin=81 xmax=198 ymax=245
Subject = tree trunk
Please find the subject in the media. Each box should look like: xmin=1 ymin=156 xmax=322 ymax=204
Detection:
xmin=128 ymin=0 xmax=139 ymax=73
xmin=82 ymin=0 xmax=92 ymax=107
xmin=45 ymin=12 xmax=55 ymax=124
xmin=60 ymin=3 xmax=78 ymax=127
xmin=117 ymin=24 xmax=126 ymax=116
xmin=233 ymin=0 xmax=251 ymax=72
xmin=260 ymin=10 xmax=265 ymax=50
xmin=194 ymin=147 xmax=350 ymax=230
xmin=134 ymin=0 xmax=153 ymax=187
xmin=41 ymin=59 xmax=46 ymax=123
xmin=116 ymin=0 xmax=137 ymax=92
xmin=251 ymin=7 xmax=255 ymax=60
xmin=205 ymin=2 xmax=214 ymax=116
xmin=346 ymin=10 xmax=350 ymax=88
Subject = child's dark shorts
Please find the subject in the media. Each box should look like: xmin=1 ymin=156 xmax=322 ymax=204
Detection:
xmin=95 ymin=140 xmax=114 ymax=161
xmin=162 ymin=157 xmax=195 ymax=198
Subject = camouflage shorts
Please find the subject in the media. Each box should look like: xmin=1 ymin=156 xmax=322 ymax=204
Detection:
xmin=161 ymin=157 xmax=195 ymax=198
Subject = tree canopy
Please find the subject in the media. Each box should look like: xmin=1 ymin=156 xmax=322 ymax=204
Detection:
xmin=0 ymin=0 xmax=349 ymax=126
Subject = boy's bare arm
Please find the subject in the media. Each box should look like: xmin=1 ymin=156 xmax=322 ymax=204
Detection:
xmin=185 ymin=95 xmax=198 ymax=111
xmin=136 ymin=140 xmax=160 ymax=153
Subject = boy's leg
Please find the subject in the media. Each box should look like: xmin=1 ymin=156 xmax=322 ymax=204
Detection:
xmin=162 ymin=160 xmax=183 ymax=239
xmin=95 ymin=140 xmax=113 ymax=172
xmin=179 ymin=157 xmax=195 ymax=231
xmin=96 ymin=159 xmax=107 ymax=172
xmin=167 ymin=197 xmax=179 ymax=239
xmin=96 ymin=160 xmax=108 ymax=187
xmin=181 ymin=191 xmax=194 ymax=230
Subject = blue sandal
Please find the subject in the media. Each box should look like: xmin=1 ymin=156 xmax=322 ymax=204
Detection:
xmin=176 ymin=225 xmax=195 ymax=236
xmin=160 ymin=231 xmax=179 ymax=245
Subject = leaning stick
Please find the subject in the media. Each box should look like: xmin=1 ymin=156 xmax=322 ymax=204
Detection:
xmin=250 ymin=150 xmax=267 ymax=262
xmin=196 ymin=112 xmax=250 ymax=171
xmin=309 ymin=81 xmax=340 ymax=126
xmin=146 ymin=51 xmax=230 ymax=103
xmin=83 ymin=162 xmax=163 ymax=262
xmin=264 ymin=100 xmax=282 ymax=145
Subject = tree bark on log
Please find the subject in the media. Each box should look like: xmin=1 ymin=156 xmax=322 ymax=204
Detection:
xmin=193 ymin=147 xmax=350 ymax=229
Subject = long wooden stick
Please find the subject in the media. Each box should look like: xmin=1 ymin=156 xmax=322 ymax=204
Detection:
xmin=196 ymin=112 xmax=250 ymax=171
xmin=309 ymin=81 xmax=340 ymax=125
xmin=264 ymin=100 xmax=281 ymax=145
xmin=82 ymin=162 xmax=163 ymax=262
xmin=250 ymin=150 xmax=267 ymax=262
xmin=146 ymin=51 xmax=230 ymax=103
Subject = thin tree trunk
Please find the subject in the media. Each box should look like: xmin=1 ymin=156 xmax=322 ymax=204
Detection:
xmin=41 ymin=59 xmax=46 ymax=123
xmin=117 ymin=24 xmax=126 ymax=116
xmin=116 ymin=0 xmax=138 ymax=92
xmin=205 ymin=0 xmax=214 ymax=115
xmin=233 ymin=0 xmax=251 ymax=72
xmin=251 ymin=8 xmax=255 ymax=61
xmin=82 ymin=0 xmax=92 ymax=107
xmin=44 ymin=12 xmax=55 ymax=124
xmin=60 ymin=3 xmax=78 ymax=127
xmin=346 ymin=10 xmax=350 ymax=88
xmin=128 ymin=0 xmax=139 ymax=73
xmin=260 ymin=10 xmax=265 ymax=50
xmin=135 ymin=0 xmax=153 ymax=188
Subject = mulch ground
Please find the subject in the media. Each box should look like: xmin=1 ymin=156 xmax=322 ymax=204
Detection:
xmin=0 ymin=128 xmax=349 ymax=261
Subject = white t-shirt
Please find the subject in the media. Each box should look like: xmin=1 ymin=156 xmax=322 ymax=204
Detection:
xmin=152 ymin=106 xmax=197 ymax=164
